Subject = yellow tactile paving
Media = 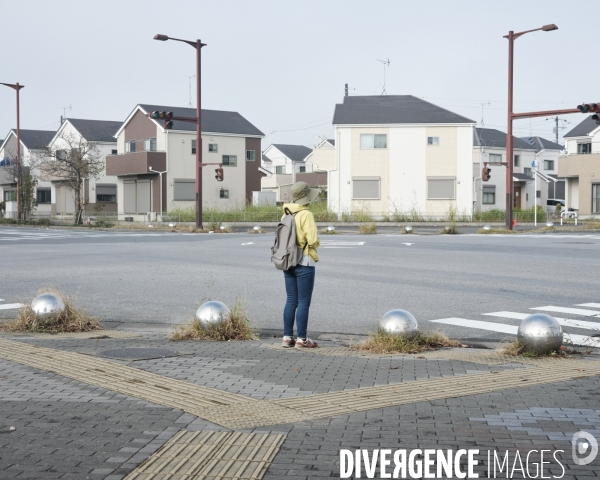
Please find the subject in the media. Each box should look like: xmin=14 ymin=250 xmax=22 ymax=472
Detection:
xmin=125 ymin=431 xmax=286 ymax=480
xmin=0 ymin=337 xmax=598 ymax=430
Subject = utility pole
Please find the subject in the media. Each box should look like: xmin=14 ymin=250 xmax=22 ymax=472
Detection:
xmin=1 ymin=82 xmax=24 ymax=220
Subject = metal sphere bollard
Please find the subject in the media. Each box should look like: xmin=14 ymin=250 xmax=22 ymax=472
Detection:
xmin=220 ymin=225 xmax=226 ymax=230
xmin=195 ymin=301 xmax=229 ymax=326
xmin=327 ymin=225 xmax=335 ymax=232
xmin=168 ymin=222 xmax=176 ymax=228
xmin=404 ymin=225 xmax=413 ymax=233
xmin=380 ymin=309 xmax=418 ymax=339
xmin=517 ymin=313 xmax=563 ymax=354
xmin=546 ymin=222 xmax=554 ymax=227
xmin=31 ymin=294 xmax=65 ymax=319
xmin=253 ymin=225 xmax=261 ymax=231
xmin=483 ymin=225 xmax=491 ymax=231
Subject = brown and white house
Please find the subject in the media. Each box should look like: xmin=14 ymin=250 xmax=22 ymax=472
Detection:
xmin=106 ymin=104 xmax=264 ymax=220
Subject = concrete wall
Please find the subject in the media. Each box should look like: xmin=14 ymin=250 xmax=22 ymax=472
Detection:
xmin=311 ymin=142 xmax=336 ymax=172
xmin=559 ymin=153 xmax=600 ymax=215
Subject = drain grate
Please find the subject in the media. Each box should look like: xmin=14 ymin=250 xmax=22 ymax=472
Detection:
xmin=98 ymin=348 xmax=179 ymax=360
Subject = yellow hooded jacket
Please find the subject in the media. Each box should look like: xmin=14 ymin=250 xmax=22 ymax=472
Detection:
xmin=281 ymin=203 xmax=320 ymax=262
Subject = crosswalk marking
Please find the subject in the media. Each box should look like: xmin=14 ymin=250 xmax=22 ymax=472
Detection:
xmin=577 ymin=303 xmax=600 ymax=308
xmin=320 ymin=241 xmax=365 ymax=249
xmin=531 ymin=306 xmax=600 ymax=317
xmin=0 ymin=303 xmax=23 ymax=310
xmin=430 ymin=317 xmax=600 ymax=347
xmin=484 ymin=311 xmax=600 ymax=331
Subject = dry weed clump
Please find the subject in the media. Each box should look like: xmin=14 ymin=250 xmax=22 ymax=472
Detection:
xmin=354 ymin=329 xmax=461 ymax=355
xmin=1 ymin=291 xmax=101 ymax=334
xmin=170 ymin=299 xmax=257 ymax=341
xmin=359 ymin=223 xmax=377 ymax=234
xmin=477 ymin=228 xmax=518 ymax=234
xmin=248 ymin=227 xmax=264 ymax=234
xmin=320 ymin=227 xmax=338 ymax=235
xmin=501 ymin=339 xmax=573 ymax=358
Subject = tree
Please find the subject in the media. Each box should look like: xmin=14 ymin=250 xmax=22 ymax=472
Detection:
xmin=39 ymin=132 xmax=104 ymax=225
xmin=1 ymin=151 xmax=39 ymax=220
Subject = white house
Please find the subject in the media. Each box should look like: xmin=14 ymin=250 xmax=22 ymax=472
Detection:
xmin=305 ymin=138 xmax=335 ymax=173
xmin=329 ymin=95 xmax=476 ymax=218
xmin=0 ymin=129 xmax=56 ymax=217
xmin=47 ymin=118 xmax=122 ymax=217
xmin=519 ymin=136 xmax=565 ymax=203
xmin=106 ymin=104 xmax=264 ymax=221
xmin=261 ymin=144 xmax=312 ymax=201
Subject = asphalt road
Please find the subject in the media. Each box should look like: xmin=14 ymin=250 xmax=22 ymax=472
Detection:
xmin=1 ymin=226 xmax=599 ymax=345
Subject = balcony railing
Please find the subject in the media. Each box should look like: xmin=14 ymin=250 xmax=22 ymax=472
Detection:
xmin=121 ymin=138 xmax=165 ymax=155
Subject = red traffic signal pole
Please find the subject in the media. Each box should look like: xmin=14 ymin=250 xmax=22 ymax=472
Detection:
xmin=153 ymin=34 xmax=206 ymax=228
xmin=1 ymin=82 xmax=24 ymax=220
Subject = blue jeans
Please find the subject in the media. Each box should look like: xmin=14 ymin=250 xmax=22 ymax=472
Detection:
xmin=283 ymin=265 xmax=315 ymax=339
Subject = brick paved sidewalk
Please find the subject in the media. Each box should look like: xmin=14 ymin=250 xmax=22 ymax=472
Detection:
xmin=0 ymin=331 xmax=598 ymax=479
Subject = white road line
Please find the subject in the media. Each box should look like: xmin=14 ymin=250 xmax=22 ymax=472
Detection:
xmin=484 ymin=311 xmax=600 ymax=331
xmin=431 ymin=317 xmax=600 ymax=347
xmin=320 ymin=242 xmax=365 ymax=246
xmin=321 ymin=247 xmax=354 ymax=249
xmin=402 ymin=243 xmax=414 ymax=246
xmin=577 ymin=303 xmax=600 ymax=308
xmin=531 ymin=306 xmax=600 ymax=317
xmin=0 ymin=303 xmax=23 ymax=310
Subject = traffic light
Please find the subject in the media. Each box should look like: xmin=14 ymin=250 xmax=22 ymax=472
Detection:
xmin=149 ymin=111 xmax=174 ymax=129
xmin=593 ymin=113 xmax=600 ymax=125
xmin=482 ymin=165 xmax=491 ymax=182
xmin=215 ymin=167 xmax=224 ymax=182
xmin=577 ymin=103 xmax=598 ymax=113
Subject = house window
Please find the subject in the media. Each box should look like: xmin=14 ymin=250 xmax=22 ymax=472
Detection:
xmin=36 ymin=189 xmax=51 ymax=204
xmin=524 ymin=167 xmax=532 ymax=177
xmin=111 ymin=149 xmax=117 ymax=155
xmin=246 ymin=150 xmax=255 ymax=161
xmin=543 ymin=160 xmax=554 ymax=170
xmin=514 ymin=155 xmax=520 ymax=167
xmin=299 ymin=166 xmax=306 ymax=173
xmin=427 ymin=177 xmax=455 ymax=199
xmin=3 ymin=190 xmax=16 ymax=202
xmin=191 ymin=140 xmax=196 ymax=154
xmin=577 ymin=142 xmax=591 ymax=154
xmin=275 ymin=166 xmax=285 ymax=174
xmin=222 ymin=155 xmax=237 ymax=167
xmin=489 ymin=153 xmax=502 ymax=163
xmin=96 ymin=185 xmax=117 ymax=203
xmin=220 ymin=189 xmax=229 ymax=199
xmin=593 ymin=184 xmax=600 ymax=213
xmin=144 ymin=138 xmax=156 ymax=152
xmin=526 ymin=193 xmax=529 ymax=202
xmin=0 ymin=157 xmax=11 ymax=166
xmin=482 ymin=186 xmax=495 ymax=205
xmin=352 ymin=177 xmax=380 ymax=199
xmin=209 ymin=144 xmax=218 ymax=152
xmin=173 ymin=179 xmax=195 ymax=201
xmin=536 ymin=190 xmax=541 ymax=198
xmin=427 ymin=137 xmax=439 ymax=146
xmin=56 ymin=149 xmax=67 ymax=160
xmin=360 ymin=134 xmax=387 ymax=149
xmin=126 ymin=140 xmax=136 ymax=153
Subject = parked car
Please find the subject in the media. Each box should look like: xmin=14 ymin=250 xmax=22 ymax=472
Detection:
xmin=547 ymin=199 xmax=565 ymax=207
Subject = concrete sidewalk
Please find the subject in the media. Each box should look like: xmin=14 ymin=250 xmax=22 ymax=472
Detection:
xmin=0 ymin=329 xmax=598 ymax=479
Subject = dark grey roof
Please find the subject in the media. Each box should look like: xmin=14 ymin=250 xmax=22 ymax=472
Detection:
xmin=138 ymin=104 xmax=264 ymax=136
xmin=67 ymin=119 xmax=121 ymax=142
xmin=519 ymin=136 xmax=564 ymax=152
xmin=327 ymin=139 xmax=335 ymax=146
xmin=564 ymin=116 xmax=597 ymax=138
xmin=513 ymin=173 xmax=533 ymax=182
xmin=10 ymin=129 xmax=55 ymax=150
xmin=474 ymin=128 xmax=536 ymax=150
xmin=332 ymin=95 xmax=476 ymax=125
xmin=262 ymin=154 xmax=271 ymax=162
xmin=271 ymin=144 xmax=312 ymax=162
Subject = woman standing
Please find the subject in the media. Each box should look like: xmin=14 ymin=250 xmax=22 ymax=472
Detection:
xmin=281 ymin=181 xmax=320 ymax=349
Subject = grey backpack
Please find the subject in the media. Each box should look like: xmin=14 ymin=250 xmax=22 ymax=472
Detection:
xmin=271 ymin=208 xmax=304 ymax=270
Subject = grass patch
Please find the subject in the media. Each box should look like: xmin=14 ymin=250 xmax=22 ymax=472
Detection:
xmin=248 ymin=227 xmax=264 ymax=234
xmin=354 ymin=329 xmax=462 ymax=354
xmin=0 ymin=217 xmax=51 ymax=226
xmin=1 ymin=291 xmax=101 ymax=334
xmin=170 ymin=299 xmax=257 ymax=341
xmin=359 ymin=223 xmax=377 ymax=234
xmin=477 ymin=228 xmax=518 ymax=234
xmin=320 ymin=227 xmax=338 ymax=235
xmin=92 ymin=220 xmax=114 ymax=228
xmin=440 ymin=225 xmax=460 ymax=234
xmin=501 ymin=339 xmax=572 ymax=358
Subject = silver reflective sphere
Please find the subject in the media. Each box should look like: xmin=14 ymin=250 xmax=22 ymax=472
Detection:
xmin=220 ymin=225 xmax=226 ymax=230
xmin=168 ymin=222 xmax=176 ymax=228
xmin=195 ymin=301 xmax=229 ymax=325
xmin=380 ymin=309 xmax=418 ymax=339
xmin=483 ymin=225 xmax=491 ymax=231
xmin=253 ymin=225 xmax=261 ymax=231
xmin=404 ymin=225 xmax=413 ymax=233
xmin=546 ymin=222 xmax=554 ymax=227
xmin=31 ymin=294 xmax=65 ymax=319
xmin=517 ymin=313 xmax=563 ymax=354
xmin=327 ymin=225 xmax=335 ymax=232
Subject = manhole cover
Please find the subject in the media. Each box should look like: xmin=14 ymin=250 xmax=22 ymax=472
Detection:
xmin=97 ymin=348 xmax=179 ymax=360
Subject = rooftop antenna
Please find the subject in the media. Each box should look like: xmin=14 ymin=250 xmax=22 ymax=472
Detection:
xmin=376 ymin=58 xmax=390 ymax=95
xmin=479 ymin=101 xmax=490 ymax=128
xmin=60 ymin=104 xmax=72 ymax=125
xmin=184 ymin=75 xmax=195 ymax=108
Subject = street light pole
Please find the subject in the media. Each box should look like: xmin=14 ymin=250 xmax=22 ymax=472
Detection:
xmin=1 ymin=82 xmax=24 ymax=220
xmin=504 ymin=24 xmax=557 ymax=230
xmin=153 ymin=34 xmax=206 ymax=228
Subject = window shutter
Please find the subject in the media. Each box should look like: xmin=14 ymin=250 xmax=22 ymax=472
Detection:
xmin=174 ymin=180 xmax=195 ymax=201
xmin=427 ymin=178 xmax=455 ymax=199
xmin=352 ymin=177 xmax=380 ymax=199
xmin=96 ymin=185 xmax=116 ymax=196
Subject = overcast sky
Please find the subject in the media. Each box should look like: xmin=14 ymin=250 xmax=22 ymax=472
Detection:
xmin=1 ymin=0 xmax=596 ymax=149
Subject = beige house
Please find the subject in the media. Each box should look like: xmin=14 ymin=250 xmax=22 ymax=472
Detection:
xmin=559 ymin=116 xmax=600 ymax=217
xmin=107 ymin=104 xmax=264 ymax=221
xmin=329 ymin=95 xmax=476 ymax=218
